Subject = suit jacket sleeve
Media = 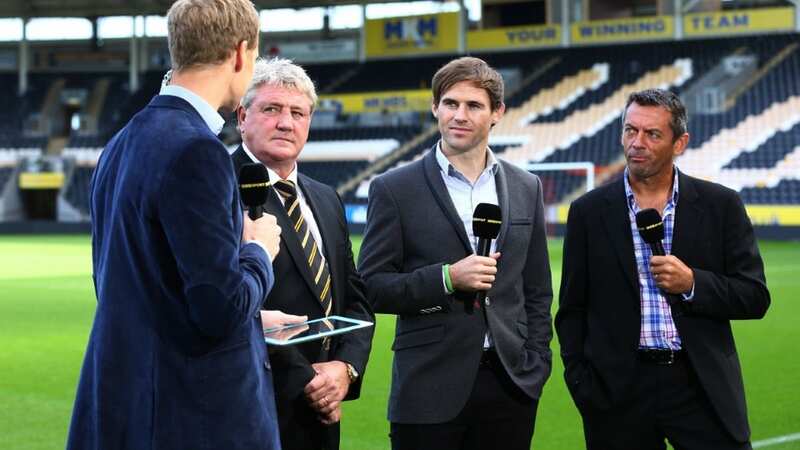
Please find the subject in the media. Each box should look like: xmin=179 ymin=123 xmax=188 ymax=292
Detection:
xmin=358 ymin=176 xmax=452 ymax=315
xmin=688 ymin=192 xmax=770 ymax=320
xmin=523 ymin=177 xmax=554 ymax=356
xmin=555 ymin=198 xmax=589 ymax=374
xmin=267 ymin=346 xmax=317 ymax=402
xmin=158 ymin=137 xmax=274 ymax=339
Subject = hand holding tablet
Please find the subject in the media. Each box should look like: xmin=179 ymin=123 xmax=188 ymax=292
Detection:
xmin=263 ymin=315 xmax=373 ymax=346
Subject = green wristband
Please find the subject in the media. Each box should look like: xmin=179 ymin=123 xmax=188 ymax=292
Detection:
xmin=443 ymin=264 xmax=454 ymax=294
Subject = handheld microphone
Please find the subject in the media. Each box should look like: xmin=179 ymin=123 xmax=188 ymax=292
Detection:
xmin=471 ymin=203 xmax=502 ymax=314
xmin=635 ymin=208 xmax=665 ymax=256
xmin=635 ymin=208 xmax=681 ymax=307
xmin=238 ymin=163 xmax=270 ymax=220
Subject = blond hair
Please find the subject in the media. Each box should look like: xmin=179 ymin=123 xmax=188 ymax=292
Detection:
xmin=167 ymin=0 xmax=259 ymax=71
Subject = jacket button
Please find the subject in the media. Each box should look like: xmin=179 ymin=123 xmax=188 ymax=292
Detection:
xmin=485 ymin=297 xmax=491 ymax=306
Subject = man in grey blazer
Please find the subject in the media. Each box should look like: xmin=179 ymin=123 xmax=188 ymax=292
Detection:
xmin=358 ymin=57 xmax=553 ymax=450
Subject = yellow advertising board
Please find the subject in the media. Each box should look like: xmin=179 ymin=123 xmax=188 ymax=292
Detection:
xmin=467 ymin=24 xmax=561 ymax=51
xmin=365 ymin=12 xmax=459 ymax=58
xmin=319 ymin=89 xmax=432 ymax=114
xmin=18 ymin=172 xmax=64 ymax=189
xmin=571 ymin=16 xmax=674 ymax=44
xmin=684 ymin=7 xmax=795 ymax=37
xmin=743 ymin=205 xmax=800 ymax=226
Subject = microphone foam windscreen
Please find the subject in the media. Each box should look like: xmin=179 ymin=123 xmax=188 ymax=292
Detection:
xmin=472 ymin=203 xmax=502 ymax=239
xmin=238 ymin=163 xmax=270 ymax=209
xmin=635 ymin=208 xmax=665 ymax=243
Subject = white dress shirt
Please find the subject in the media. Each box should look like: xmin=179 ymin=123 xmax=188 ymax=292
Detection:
xmin=242 ymin=143 xmax=326 ymax=259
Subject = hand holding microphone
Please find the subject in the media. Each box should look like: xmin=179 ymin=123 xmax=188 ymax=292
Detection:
xmin=239 ymin=163 xmax=282 ymax=261
xmin=449 ymin=254 xmax=500 ymax=291
xmin=449 ymin=203 xmax=502 ymax=314
xmin=635 ymin=208 xmax=694 ymax=299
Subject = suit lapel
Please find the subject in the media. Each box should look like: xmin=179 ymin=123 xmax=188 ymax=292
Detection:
xmin=297 ymin=175 xmax=339 ymax=309
xmin=671 ymin=170 xmax=702 ymax=262
xmin=493 ymin=162 xmax=511 ymax=252
xmin=265 ymin=178 xmax=324 ymax=311
xmin=422 ymin=148 xmax=473 ymax=255
xmin=601 ymin=178 xmax=639 ymax=295
xmin=232 ymin=146 xmax=324 ymax=311
xmin=231 ymin=146 xmax=252 ymax=173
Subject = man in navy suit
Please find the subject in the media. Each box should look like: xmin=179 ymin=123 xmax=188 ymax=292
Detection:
xmin=232 ymin=57 xmax=374 ymax=450
xmin=66 ymin=1 xmax=288 ymax=449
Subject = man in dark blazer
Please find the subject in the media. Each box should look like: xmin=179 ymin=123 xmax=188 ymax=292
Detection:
xmin=358 ymin=57 xmax=553 ymax=450
xmin=232 ymin=57 xmax=374 ymax=450
xmin=67 ymin=1 xmax=286 ymax=449
xmin=556 ymin=89 xmax=770 ymax=450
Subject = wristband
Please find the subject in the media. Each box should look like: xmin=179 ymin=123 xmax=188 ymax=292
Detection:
xmin=443 ymin=264 xmax=454 ymax=294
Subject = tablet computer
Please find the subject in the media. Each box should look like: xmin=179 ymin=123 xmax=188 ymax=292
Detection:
xmin=263 ymin=315 xmax=373 ymax=346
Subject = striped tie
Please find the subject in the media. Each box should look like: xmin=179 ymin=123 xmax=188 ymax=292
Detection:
xmin=273 ymin=180 xmax=333 ymax=317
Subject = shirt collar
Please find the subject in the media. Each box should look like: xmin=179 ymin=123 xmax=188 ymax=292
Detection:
xmin=159 ymin=84 xmax=225 ymax=135
xmin=624 ymin=166 xmax=680 ymax=212
xmin=434 ymin=140 xmax=499 ymax=179
xmin=242 ymin=142 xmax=299 ymax=186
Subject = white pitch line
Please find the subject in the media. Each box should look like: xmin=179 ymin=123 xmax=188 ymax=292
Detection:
xmin=753 ymin=432 xmax=800 ymax=448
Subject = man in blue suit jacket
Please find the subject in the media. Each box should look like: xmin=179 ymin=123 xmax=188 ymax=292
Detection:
xmin=66 ymin=1 xmax=286 ymax=449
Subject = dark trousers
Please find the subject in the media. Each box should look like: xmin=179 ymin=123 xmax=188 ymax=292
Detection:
xmin=391 ymin=350 xmax=539 ymax=450
xmin=582 ymin=354 xmax=751 ymax=450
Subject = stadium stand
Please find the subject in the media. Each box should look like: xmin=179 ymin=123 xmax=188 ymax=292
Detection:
xmin=0 ymin=73 xmax=49 ymax=149
xmin=300 ymin=160 xmax=371 ymax=188
xmin=298 ymin=125 xmax=424 ymax=187
xmin=329 ymin=55 xmax=452 ymax=92
xmin=725 ymin=122 xmax=800 ymax=170
xmin=338 ymin=34 xmax=800 ymax=212
xmin=740 ymin=179 xmax=800 ymax=204
xmin=304 ymin=61 xmax=358 ymax=94
xmin=0 ymin=152 xmax=18 ymax=191
xmin=333 ymin=35 xmax=798 ymax=206
xmin=61 ymin=148 xmax=101 ymax=217
xmin=2 ymin=26 xmax=798 ymax=229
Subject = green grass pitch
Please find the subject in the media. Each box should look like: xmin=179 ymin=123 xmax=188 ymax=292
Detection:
xmin=0 ymin=235 xmax=798 ymax=449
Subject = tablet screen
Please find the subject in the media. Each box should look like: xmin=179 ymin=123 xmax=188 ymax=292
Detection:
xmin=263 ymin=315 xmax=373 ymax=346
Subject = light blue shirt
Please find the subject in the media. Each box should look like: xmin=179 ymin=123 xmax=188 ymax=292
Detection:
xmin=435 ymin=143 xmax=500 ymax=254
xmin=624 ymin=166 xmax=694 ymax=350
xmin=435 ymin=143 xmax=499 ymax=349
xmin=159 ymin=84 xmax=225 ymax=135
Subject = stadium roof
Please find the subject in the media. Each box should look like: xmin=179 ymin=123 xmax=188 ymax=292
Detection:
xmin=0 ymin=0 xmax=408 ymax=18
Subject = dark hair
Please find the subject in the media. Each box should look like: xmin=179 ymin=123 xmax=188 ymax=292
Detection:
xmin=622 ymin=89 xmax=687 ymax=141
xmin=432 ymin=57 xmax=504 ymax=111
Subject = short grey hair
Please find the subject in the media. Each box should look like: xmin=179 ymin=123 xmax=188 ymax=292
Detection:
xmin=240 ymin=57 xmax=317 ymax=112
